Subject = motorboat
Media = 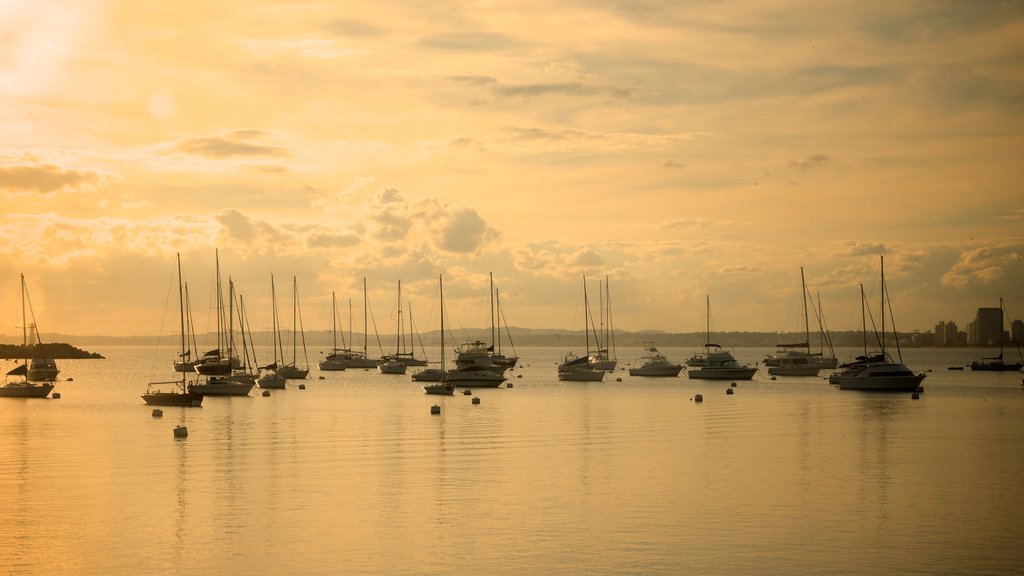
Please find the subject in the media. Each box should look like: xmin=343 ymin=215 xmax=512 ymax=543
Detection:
xmin=628 ymin=344 xmax=683 ymax=377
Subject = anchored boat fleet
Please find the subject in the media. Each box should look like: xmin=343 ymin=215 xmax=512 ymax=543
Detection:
xmin=9 ymin=255 xmax=1022 ymax=402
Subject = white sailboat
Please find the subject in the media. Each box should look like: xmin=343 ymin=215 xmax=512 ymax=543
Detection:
xmin=588 ymin=276 xmax=617 ymax=371
xmin=686 ymin=296 xmax=756 ymax=381
xmin=190 ymin=277 xmax=255 ymax=396
xmin=318 ymin=292 xmax=348 ymax=371
xmin=1 ymin=274 xmax=56 ymax=399
xmin=767 ymin=268 xmax=821 ymax=377
xmin=257 ymin=274 xmax=287 ymax=389
xmin=276 ymin=276 xmax=310 ymax=380
xmin=378 ymin=280 xmax=408 ymax=374
xmin=417 ymin=275 xmax=456 ymax=394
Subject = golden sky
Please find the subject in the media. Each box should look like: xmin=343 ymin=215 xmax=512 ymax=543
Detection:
xmin=1 ymin=0 xmax=1022 ymax=337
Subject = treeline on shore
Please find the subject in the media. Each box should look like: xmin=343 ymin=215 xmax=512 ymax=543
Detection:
xmin=3 ymin=328 xmax=1004 ymax=353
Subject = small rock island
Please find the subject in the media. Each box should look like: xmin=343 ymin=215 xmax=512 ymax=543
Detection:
xmin=0 ymin=343 xmax=104 ymax=359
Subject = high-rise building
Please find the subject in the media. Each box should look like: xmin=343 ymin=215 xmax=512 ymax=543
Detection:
xmin=1013 ymin=319 xmax=1023 ymax=344
xmin=976 ymin=307 xmax=1003 ymax=346
xmin=933 ymin=320 xmax=959 ymax=346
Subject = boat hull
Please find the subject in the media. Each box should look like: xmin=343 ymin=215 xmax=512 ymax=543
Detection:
xmin=377 ymin=362 xmax=407 ymax=374
xmin=629 ymin=365 xmax=683 ymax=377
xmin=411 ymin=368 xmax=446 ymax=382
xmin=767 ymin=366 xmax=821 ymax=377
xmin=317 ymin=359 xmax=347 ymax=371
xmin=969 ymin=361 xmax=1024 ymax=371
xmin=446 ymin=370 xmax=506 ymax=387
xmin=189 ymin=380 xmax=254 ymax=396
xmin=276 ymin=365 xmax=309 ymax=379
xmin=558 ymin=369 xmax=605 ymax=382
xmin=422 ymin=382 xmax=455 ymax=395
xmin=687 ymin=367 xmax=757 ymax=380
xmin=141 ymin=391 xmax=204 ymax=407
xmin=834 ymin=362 xmax=926 ymax=391
xmin=257 ymin=374 xmax=286 ymax=389
xmin=0 ymin=382 xmax=55 ymax=398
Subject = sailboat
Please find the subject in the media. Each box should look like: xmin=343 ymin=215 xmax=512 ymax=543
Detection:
xmin=190 ymin=277 xmax=255 ymax=396
xmin=558 ymin=276 xmax=605 ymax=382
xmin=969 ymin=298 xmax=1023 ymax=371
xmin=257 ymin=274 xmax=287 ymax=389
xmin=343 ymin=278 xmax=381 ymax=369
xmin=318 ymin=292 xmax=348 ymax=371
xmin=378 ymin=280 xmax=409 ymax=374
xmin=172 ymin=283 xmax=199 ymax=373
xmin=453 ymin=273 xmax=516 ymax=375
xmin=588 ymin=275 xmax=617 ymax=371
xmin=832 ymin=255 xmax=926 ymax=391
xmin=1 ymin=274 xmax=56 ymax=398
xmin=194 ymin=251 xmax=238 ymax=377
xmin=276 ymin=276 xmax=310 ymax=379
xmin=767 ymin=268 xmax=821 ymax=377
xmin=142 ymin=255 xmax=204 ymax=407
xmin=416 ymin=275 xmax=456 ymax=394
xmin=686 ymin=295 xmax=756 ymax=380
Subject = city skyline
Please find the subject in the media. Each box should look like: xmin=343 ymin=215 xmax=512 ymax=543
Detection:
xmin=2 ymin=2 xmax=1022 ymax=337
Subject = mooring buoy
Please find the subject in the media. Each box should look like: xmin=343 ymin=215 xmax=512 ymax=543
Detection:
xmin=262 ymin=390 xmax=271 ymax=397
xmin=152 ymin=409 xmax=163 ymax=418
xmin=726 ymin=388 xmax=734 ymax=395
xmin=173 ymin=425 xmax=188 ymax=438
xmin=430 ymin=405 xmax=441 ymax=415
xmin=463 ymin=389 xmax=472 ymax=395
xmin=298 ymin=383 xmax=306 ymax=389
xmin=911 ymin=392 xmax=920 ymax=399
xmin=52 ymin=392 xmax=61 ymax=399
xmin=472 ymin=397 xmax=480 ymax=405
xmin=694 ymin=393 xmax=703 ymax=403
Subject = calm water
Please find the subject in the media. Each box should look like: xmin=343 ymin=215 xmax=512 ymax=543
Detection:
xmin=2 ymin=346 xmax=1023 ymax=575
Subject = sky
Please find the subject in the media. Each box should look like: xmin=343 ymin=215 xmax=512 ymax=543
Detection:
xmin=1 ymin=0 xmax=1022 ymax=339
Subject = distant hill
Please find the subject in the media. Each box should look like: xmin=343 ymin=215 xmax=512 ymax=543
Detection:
xmin=1 ymin=327 xmax=945 ymax=350
xmin=0 ymin=343 xmax=104 ymax=360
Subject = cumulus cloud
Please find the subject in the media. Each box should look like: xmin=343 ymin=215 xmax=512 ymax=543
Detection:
xmin=0 ymin=163 xmax=100 ymax=194
xmin=941 ymin=247 xmax=1023 ymax=288
xmin=438 ymin=208 xmax=492 ymax=253
xmin=843 ymin=242 xmax=887 ymax=256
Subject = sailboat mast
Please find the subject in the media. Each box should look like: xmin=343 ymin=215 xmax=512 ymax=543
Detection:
xmin=705 ymin=295 xmax=710 ymax=346
xmin=860 ymin=284 xmax=867 ymax=357
xmin=440 ymin=275 xmax=445 ymax=368
xmin=396 ymin=280 xmax=402 ymax=355
xmin=20 ymin=274 xmax=27 ymax=369
xmin=490 ymin=272 xmax=495 ymax=350
xmin=880 ymin=255 xmax=886 ymax=357
xmin=363 ymin=277 xmax=368 ymax=357
xmin=585 ymin=277 xmax=591 ymax=355
xmin=800 ymin=267 xmax=810 ymax=354
xmin=331 ymin=292 xmax=337 ymax=352
xmin=176 ymin=254 xmax=186 ymax=386
xmin=228 ymin=277 xmax=236 ymax=363
xmin=496 ymin=288 xmax=502 ymax=354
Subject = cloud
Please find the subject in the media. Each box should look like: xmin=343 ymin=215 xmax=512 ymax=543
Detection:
xmin=168 ymin=131 xmax=290 ymax=159
xmin=843 ymin=242 xmax=887 ymax=256
xmin=438 ymin=208 xmax=494 ymax=253
xmin=449 ymin=75 xmax=635 ymax=101
xmin=664 ymin=160 xmax=685 ymax=169
xmin=791 ymin=154 xmax=830 ymax=170
xmin=325 ymin=19 xmax=387 ymax=38
xmin=941 ymin=247 xmax=1023 ymax=288
xmin=420 ymin=32 xmax=523 ymax=52
xmin=0 ymin=164 xmax=100 ymax=194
